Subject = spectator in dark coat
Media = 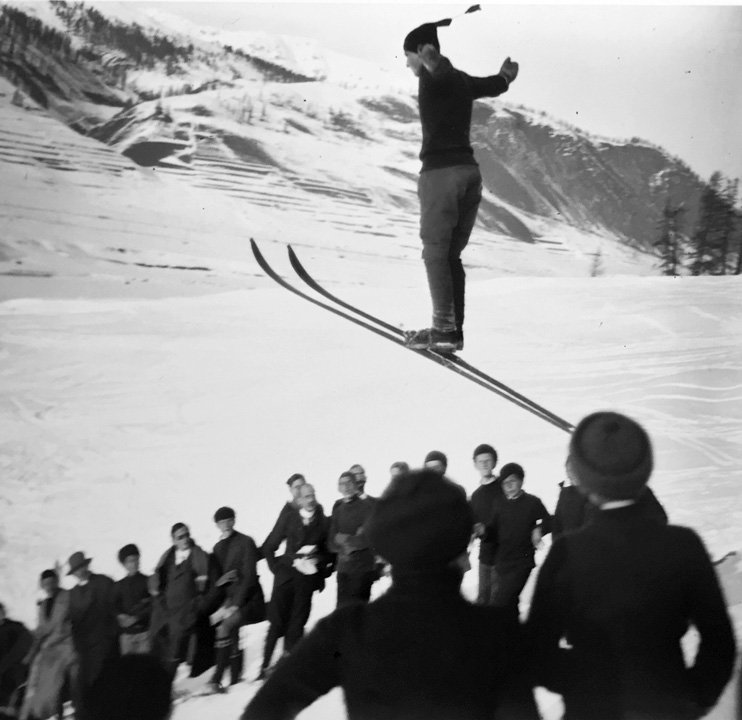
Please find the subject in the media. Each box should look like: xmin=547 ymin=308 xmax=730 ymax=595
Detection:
xmin=148 ymin=523 xmax=213 ymax=680
xmin=469 ymin=442 xmax=502 ymax=604
xmin=552 ymin=460 xmax=668 ymax=539
xmin=66 ymin=552 xmax=119 ymax=720
xmin=20 ymin=570 xmax=76 ymax=720
xmin=242 ymin=469 xmax=540 ymax=720
xmin=207 ymin=506 xmax=264 ymax=691
xmin=0 ymin=601 xmax=32 ymax=711
xmin=259 ymin=483 xmax=332 ymax=679
xmin=527 ymin=411 xmax=736 ymax=720
xmin=112 ymin=544 xmax=151 ymax=656
xmin=328 ymin=472 xmax=378 ymax=607
xmin=483 ymin=463 xmax=551 ymax=617
xmin=85 ymin=654 xmax=172 ymax=720
xmin=423 ymin=449 xmax=448 ymax=474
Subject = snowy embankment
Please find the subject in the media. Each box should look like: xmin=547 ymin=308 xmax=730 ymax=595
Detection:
xmin=1 ymin=79 xmax=740 ymax=719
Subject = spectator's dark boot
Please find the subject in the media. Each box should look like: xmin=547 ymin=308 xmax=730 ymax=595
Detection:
xmin=229 ymin=647 xmax=244 ymax=685
xmin=208 ymin=639 xmax=231 ymax=693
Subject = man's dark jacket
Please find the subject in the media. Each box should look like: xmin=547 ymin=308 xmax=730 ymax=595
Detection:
xmin=68 ymin=573 xmax=119 ymax=686
xmin=112 ymin=572 xmax=151 ymax=634
xmin=211 ymin=530 xmax=264 ymax=623
xmin=469 ymin=479 xmax=503 ymax=565
xmin=262 ymin=506 xmax=332 ymax=590
xmin=527 ymin=504 xmax=736 ymax=720
xmin=552 ymin=483 xmax=667 ymax=538
xmin=241 ymin=569 xmax=539 ymax=720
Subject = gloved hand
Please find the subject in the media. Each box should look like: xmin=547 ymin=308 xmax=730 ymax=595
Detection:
xmin=499 ymin=56 xmax=519 ymax=84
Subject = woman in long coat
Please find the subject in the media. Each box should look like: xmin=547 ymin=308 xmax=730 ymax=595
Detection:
xmin=21 ymin=570 xmax=77 ymax=720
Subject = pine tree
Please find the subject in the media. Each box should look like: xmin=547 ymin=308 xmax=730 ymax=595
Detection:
xmin=689 ymin=172 xmax=724 ymax=275
xmin=718 ymin=178 xmax=739 ymax=274
xmin=654 ymin=199 xmax=685 ymax=276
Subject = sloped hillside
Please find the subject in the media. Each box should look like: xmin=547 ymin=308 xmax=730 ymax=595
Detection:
xmin=0 ymin=0 xmax=712 ymax=268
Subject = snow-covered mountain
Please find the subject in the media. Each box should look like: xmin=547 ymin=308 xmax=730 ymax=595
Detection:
xmin=0 ymin=0 xmax=710 ymax=275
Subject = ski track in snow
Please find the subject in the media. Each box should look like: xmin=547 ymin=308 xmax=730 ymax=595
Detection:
xmin=0 ymin=77 xmax=741 ymax=720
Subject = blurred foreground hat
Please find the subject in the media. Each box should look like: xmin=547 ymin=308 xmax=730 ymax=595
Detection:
xmin=403 ymin=5 xmax=481 ymax=53
xmin=67 ymin=551 xmax=92 ymax=575
xmin=117 ymin=543 xmax=140 ymax=565
xmin=367 ymin=469 xmax=472 ymax=570
xmin=214 ymin=506 xmax=236 ymax=522
xmin=568 ymin=411 xmax=653 ymax=500
xmin=424 ymin=450 xmax=448 ymax=470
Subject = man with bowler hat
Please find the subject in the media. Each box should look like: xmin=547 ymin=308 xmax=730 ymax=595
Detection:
xmin=242 ymin=469 xmax=539 ymax=720
xmin=66 ymin=552 xmax=118 ymax=720
xmin=527 ymin=411 xmax=736 ymax=720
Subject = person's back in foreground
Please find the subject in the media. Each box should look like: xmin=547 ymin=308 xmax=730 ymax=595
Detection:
xmin=527 ymin=411 xmax=736 ymax=720
xmin=242 ymin=468 xmax=539 ymax=720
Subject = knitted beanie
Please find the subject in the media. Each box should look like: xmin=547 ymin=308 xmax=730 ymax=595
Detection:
xmin=214 ymin=506 xmax=236 ymax=522
xmin=569 ymin=411 xmax=653 ymax=500
xmin=367 ymin=469 xmax=472 ymax=570
xmin=403 ymin=18 xmax=452 ymax=53
xmin=499 ymin=462 xmax=525 ymax=482
xmin=424 ymin=450 xmax=448 ymax=470
xmin=117 ymin=543 xmax=140 ymax=565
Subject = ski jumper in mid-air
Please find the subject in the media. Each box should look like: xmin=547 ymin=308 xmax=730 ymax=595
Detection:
xmin=403 ymin=13 xmax=519 ymax=352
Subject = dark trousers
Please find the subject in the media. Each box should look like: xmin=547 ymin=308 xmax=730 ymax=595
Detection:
xmin=491 ymin=564 xmax=533 ymax=615
xmin=418 ymin=164 xmax=482 ymax=332
xmin=477 ymin=562 xmax=499 ymax=605
xmin=262 ymin=575 xmax=317 ymax=669
xmin=336 ymin=571 xmax=375 ymax=608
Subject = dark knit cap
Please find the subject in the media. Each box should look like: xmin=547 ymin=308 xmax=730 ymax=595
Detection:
xmin=569 ymin=411 xmax=653 ymax=500
xmin=424 ymin=450 xmax=448 ymax=469
xmin=403 ymin=18 xmax=452 ymax=53
xmin=214 ymin=506 xmax=236 ymax=522
xmin=40 ymin=569 xmax=58 ymax=582
xmin=117 ymin=543 xmax=140 ymax=564
xmin=499 ymin=462 xmax=525 ymax=482
xmin=367 ymin=469 xmax=473 ymax=570
xmin=472 ymin=443 xmax=497 ymax=462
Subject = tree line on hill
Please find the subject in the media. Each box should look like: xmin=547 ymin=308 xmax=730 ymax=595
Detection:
xmin=655 ymin=172 xmax=741 ymax=275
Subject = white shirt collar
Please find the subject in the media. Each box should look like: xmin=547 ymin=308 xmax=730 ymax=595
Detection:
xmin=480 ymin=476 xmax=497 ymax=486
xmin=600 ymin=499 xmax=637 ymax=511
xmin=175 ymin=547 xmax=191 ymax=564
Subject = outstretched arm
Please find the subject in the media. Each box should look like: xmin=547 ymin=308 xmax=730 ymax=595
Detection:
xmin=469 ymin=56 xmax=519 ymax=98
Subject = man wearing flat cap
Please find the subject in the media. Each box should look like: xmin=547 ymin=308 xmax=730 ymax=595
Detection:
xmin=242 ymin=469 xmax=539 ymax=720
xmin=402 ymin=9 xmax=519 ymax=353
xmin=66 ymin=552 xmax=118 ymax=720
xmin=206 ymin=506 xmax=263 ymax=692
xmin=527 ymin=411 xmax=736 ymax=720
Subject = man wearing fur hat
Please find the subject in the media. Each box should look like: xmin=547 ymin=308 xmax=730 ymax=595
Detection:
xmin=242 ymin=469 xmax=539 ymax=720
xmin=112 ymin=544 xmax=151 ymax=655
xmin=527 ymin=411 xmax=736 ymax=720
xmin=207 ymin=506 xmax=263 ymax=692
xmin=402 ymin=10 xmax=518 ymax=352
xmin=66 ymin=552 xmax=119 ymax=720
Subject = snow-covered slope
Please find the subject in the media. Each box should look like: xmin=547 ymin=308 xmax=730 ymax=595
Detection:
xmin=1 ymin=0 xmax=709 ymax=270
